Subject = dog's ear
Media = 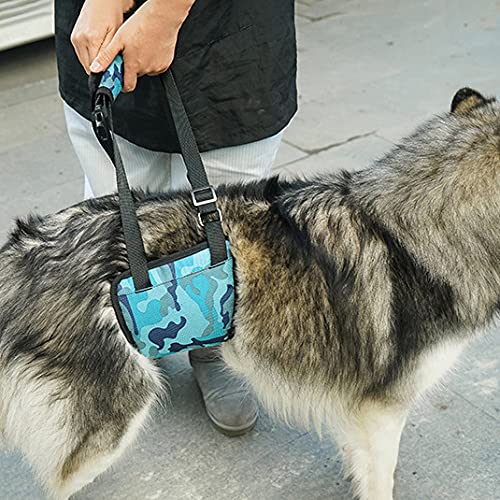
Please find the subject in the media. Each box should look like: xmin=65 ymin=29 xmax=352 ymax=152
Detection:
xmin=451 ymin=88 xmax=488 ymax=115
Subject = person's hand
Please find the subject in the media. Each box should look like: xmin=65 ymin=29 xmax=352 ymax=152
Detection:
xmin=89 ymin=0 xmax=195 ymax=93
xmin=71 ymin=0 xmax=135 ymax=75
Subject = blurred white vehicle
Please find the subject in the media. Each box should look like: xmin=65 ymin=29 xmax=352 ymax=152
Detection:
xmin=0 ymin=0 xmax=53 ymax=51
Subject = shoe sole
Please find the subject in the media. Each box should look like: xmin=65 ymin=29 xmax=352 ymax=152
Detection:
xmin=207 ymin=410 xmax=258 ymax=437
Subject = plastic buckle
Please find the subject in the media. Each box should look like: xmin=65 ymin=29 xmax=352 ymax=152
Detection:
xmin=191 ymin=186 xmax=217 ymax=207
xmin=198 ymin=208 xmax=222 ymax=227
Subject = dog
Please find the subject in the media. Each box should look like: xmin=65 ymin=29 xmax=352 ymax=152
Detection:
xmin=0 ymin=88 xmax=498 ymax=500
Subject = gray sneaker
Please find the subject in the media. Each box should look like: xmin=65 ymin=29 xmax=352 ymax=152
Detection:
xmin=189 ymin=347 xmax=258 ymax=437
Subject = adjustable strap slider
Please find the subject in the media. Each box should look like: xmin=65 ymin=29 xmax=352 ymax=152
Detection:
xmin=192 ymin=186 xmax=222 ymax=227
xmin=197 ymin=207 xmax=222 ymax=227
xmin=191 ymin=186 xmax=217 ymax=207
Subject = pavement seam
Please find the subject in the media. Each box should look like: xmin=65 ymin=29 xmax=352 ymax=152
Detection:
xmin=297 ymin=11 xmax=345 ymax=23
xmin=373 ymin=133 xmax=396 ymax=145
xmin=284 ymin=130 xmax=378 ymax=156
xmin=273 ymin=152 xmax=310 ymax=170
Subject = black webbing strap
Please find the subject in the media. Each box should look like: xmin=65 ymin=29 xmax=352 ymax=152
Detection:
xmin=159 ymin=71 xmax=227 ymax=266
xmin=91 ymin=69 xmax=227 ymax=292
xmin=92 ymin=97 xmax=152 ymax=291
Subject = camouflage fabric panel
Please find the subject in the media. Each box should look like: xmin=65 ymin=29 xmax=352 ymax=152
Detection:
xmin=115 ymin=243 xmax=235 ymax=358
xmin=99 ymin=55 xmax=124 ymax=100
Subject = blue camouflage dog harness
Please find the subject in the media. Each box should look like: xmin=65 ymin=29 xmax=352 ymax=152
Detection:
xmin=90 ymin=56 xmax=235 ymax=358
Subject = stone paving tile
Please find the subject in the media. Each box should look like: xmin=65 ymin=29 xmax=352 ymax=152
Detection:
xmin=0 ymin=96 xmax=66 ymax=154
xmin=0 ymin=133 xmax=82 ymax=243
xmin=0 ymin=129 xmax=82 ymax=244
xmin=0 ymin=38 xmax=58 ymax=110
xmin=0 ymin=77 xmax=58 ymax=110
xmin=446 ymin=333 xmax=500 ymax=422
xmin=296 ymin=0 xmax=346 ymax=22
xmin=273 ymin=140 xmax=309 ymax=169
xmin=0 ymin=38 xmax=56 ymax=92
xmin=397 ymin=386 xmax=500 ymax=500
xmin=279 ymin=133 xmax=393 ymax=178
xmin=286 ymin=0 xmax=500 ymax=151
xmin=0 ymin=134 xmax=80 ymax=200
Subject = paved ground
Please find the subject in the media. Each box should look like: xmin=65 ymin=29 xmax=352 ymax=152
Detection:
xmin=0 ymin=1 xmax=499 ymax=499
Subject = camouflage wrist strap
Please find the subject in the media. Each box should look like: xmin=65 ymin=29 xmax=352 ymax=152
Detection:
xmin=90 ymin=61 xmax=227 ymax=292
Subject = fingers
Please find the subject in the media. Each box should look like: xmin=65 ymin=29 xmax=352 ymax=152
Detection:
xmin=146 ymin=62 xmax=172 ymax=77
xmin=118 ymin=54 xmax=171 ymax=92
xmin=71 ymin=28 xmax=117 ymax=75
xmin=124 ymin=55 xmax=174 ymax=91
xmin=88 ymin=29 xmax=116 ymax=73
xmin=87 ymin=31 xmax=138 ymax=92
xmin=89 ymin=35 xmax=123 ymax=74
xmin=70 ymin=30 xmax=92 ymax=74
xmin=86 ymin=35 xmax=174 ymax=92
xmin=89 ymin=33 xmax=141 ymax=92
xmin=145 ymin=53 xmax=174 ymax=77
xmin=122 ymin=52 xmax=139 ymax=92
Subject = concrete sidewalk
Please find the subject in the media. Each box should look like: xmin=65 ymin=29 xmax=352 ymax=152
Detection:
xmin=0 ymin=1 xmax=499 ymax=499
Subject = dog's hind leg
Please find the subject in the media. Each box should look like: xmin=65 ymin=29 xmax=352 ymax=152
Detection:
xmin=336 ymin=402 xmax=408 ymax=500
xmin=51 ymin=353 xmax=162 ymax=500
xmin=2 ymin=348 xmax=162 ymax=500
xmin=53 ymin=399 xmax=154 ymax=500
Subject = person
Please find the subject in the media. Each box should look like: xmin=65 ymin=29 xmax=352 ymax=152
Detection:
xmin=54 ymin=0 xmax=297 ymax=436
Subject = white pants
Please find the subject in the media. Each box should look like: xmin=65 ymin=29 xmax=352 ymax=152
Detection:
xmin=64 ymin=103 xmax=284 ymax=198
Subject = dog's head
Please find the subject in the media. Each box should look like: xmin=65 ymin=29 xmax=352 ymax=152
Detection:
xmin=363 ymin=87 xmax=500 ymax=282
xmin=446 ymin=86 xmax=500 ymax=197
xmin=373 ymin=87 xmax=500 ymax=224
xmin=446 ymin=87 xmax=500 ymax=220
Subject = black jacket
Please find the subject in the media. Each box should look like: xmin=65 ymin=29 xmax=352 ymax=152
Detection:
xmin=55 ymin=0 xmax=297 ymax=153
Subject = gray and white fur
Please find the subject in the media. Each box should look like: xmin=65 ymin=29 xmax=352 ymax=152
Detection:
xmin=0 ymin=88 xmax=498 ymax=499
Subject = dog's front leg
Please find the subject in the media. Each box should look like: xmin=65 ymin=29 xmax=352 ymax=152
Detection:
xmin=338 ymin=402 xmax=408 ymax=500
